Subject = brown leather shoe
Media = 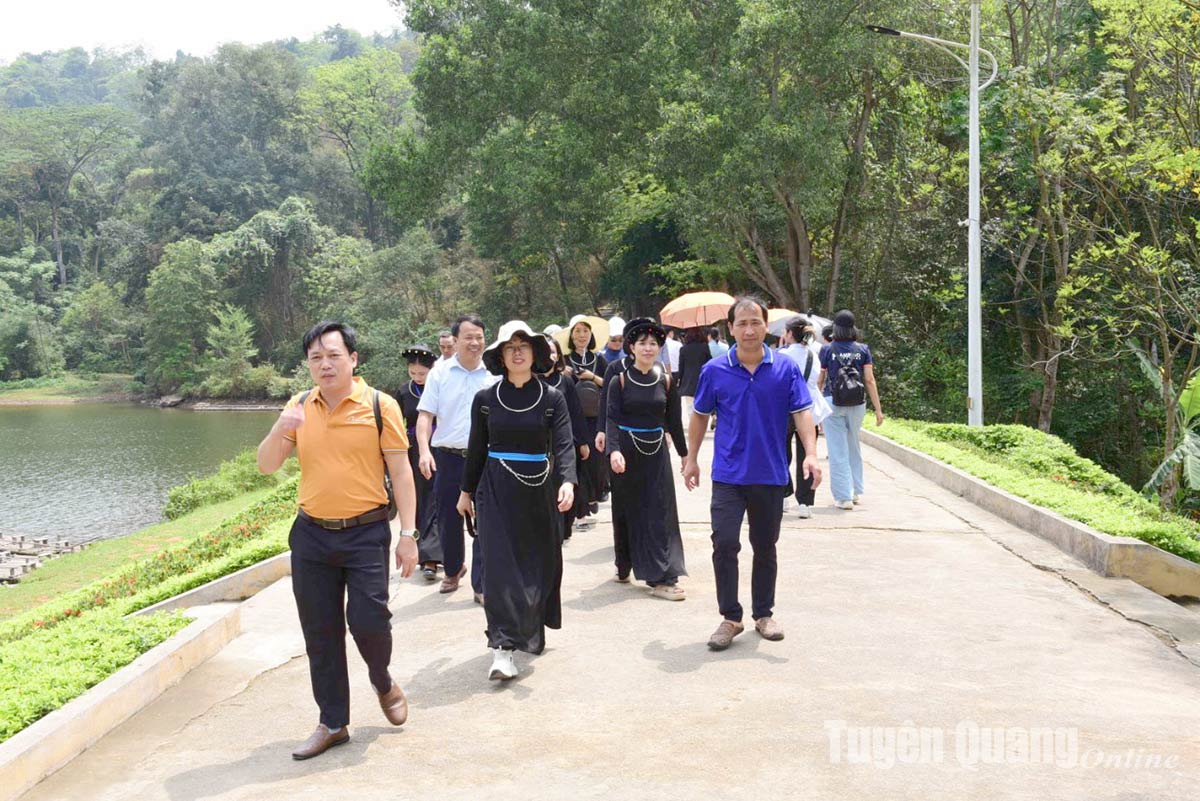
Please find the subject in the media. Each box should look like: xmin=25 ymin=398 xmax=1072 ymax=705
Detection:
xmin=291 ymin=724 xmax=349 ymax=760
xmin=707 ymin=619 xmax=745 ymax=651
xmin=755 ymin=616 xmax=784 ymax=641
xmin=378 ymin=682 xmax=408 ymax=726
xmin=439 ymin=565 xmax=467 ymax=594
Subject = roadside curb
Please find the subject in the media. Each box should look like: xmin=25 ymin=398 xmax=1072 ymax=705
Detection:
xmin=861 ymin=429 xmax=1200 ymax=600
xmin=0 ymin=602 xmax=240 ymax=801
xmin=134 ymin=552 xmax=292 ymax=616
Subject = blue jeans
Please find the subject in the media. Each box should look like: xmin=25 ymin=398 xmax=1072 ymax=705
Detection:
xmin=824 ymin=402 xmax=866 ymax=503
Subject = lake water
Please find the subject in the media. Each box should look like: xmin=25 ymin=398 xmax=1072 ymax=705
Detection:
xmin=1 ymin=404 xmax=279 ymax=542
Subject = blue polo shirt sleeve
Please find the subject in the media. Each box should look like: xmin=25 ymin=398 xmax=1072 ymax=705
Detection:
xmin=819 ymin=344 xmax=831 ymax=370
xmin=787 ymin=359 xmax=813 ymax=413
xmin=692 ymin=360 xmax=718 ymax=415
xmin=859 ymin=343 xmax=874 ymax=365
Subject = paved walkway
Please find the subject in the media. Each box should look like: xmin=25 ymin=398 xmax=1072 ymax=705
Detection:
xmin=22 ymin=438 xmax=1200 ymax=800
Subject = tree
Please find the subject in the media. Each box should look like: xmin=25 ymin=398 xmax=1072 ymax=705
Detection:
xmin=207 ymin=197 xmax=336 ymax=363
xmin=199 ymin=304 xmax=261 ymax=397
xmin=143 ymin=240 xmax=217 ymax=392
xmin=0 ymin=104 xmax=131 ymax=286
xmin=140 ymin=44 xmax=308 ymax=240
xmin=58 ymin=280 xmax=137 ymax=372
xmin=299 ymin=49 xmax=414 ymax=240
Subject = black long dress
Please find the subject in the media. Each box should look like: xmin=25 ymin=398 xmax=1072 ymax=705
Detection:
xmin=394 ymin=380 xmax=441 ymax=564
xmin=598 ymin=355 xmax=632 ymax=573
xmin=567 ymin=349 xmax=606 ymax=514
xmin=541 ymin=370 xmax=589 ymax=537
xmin=604 ymin=363 xmax=688 ymax=586
xmin=462 ymin=379 xmax=577 ymax=654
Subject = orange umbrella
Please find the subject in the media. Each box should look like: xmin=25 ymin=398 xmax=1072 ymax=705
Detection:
xmin=659 ymin=291 xmax=735 ymax=329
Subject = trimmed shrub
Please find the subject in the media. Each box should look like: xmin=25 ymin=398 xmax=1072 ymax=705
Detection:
xmin=0 ymin=610 xmax=188 ymax=742
xmin=164 ymin=448 xmax=296 ymax=519
xmin=0 ymin=479 xmax=299 ymax=645
xmin=877 ymin=420 xmax=1200 ymax=563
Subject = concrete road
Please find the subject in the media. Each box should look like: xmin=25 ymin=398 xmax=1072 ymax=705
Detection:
xmin=21 ymin=438 xmax=1200 ymax=800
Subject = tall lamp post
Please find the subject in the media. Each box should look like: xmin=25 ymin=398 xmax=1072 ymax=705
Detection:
xmin=868 ymin=2 xmax=998 ymax=426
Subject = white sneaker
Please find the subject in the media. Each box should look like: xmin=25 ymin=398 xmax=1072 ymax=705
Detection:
xmin=489 ymin=648 xmax=517 ymax=681
xmin=796 ymin=504 xmax=812 ymax=519
xmin=783 ymin=496 xmax=796 ymax=511
xmin=852 ymin=495 xmax=861 ymax=505
xmin=835 ymin=500 xmax=854 ymax=510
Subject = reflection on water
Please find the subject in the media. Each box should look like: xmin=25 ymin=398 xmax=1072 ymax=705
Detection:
xmin=1 ymin=404 xmax=279 ymax=542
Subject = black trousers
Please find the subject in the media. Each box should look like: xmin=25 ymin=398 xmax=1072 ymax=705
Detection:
xmin=787 ymin=431 xmax=817 ymax=506
xmin=434 ymin=448 xmax=484 ymax=594
xmin=290 ymin=514 xmax=392 ymax=730
xmin=710 ymin=482 xmax=786 ymax=622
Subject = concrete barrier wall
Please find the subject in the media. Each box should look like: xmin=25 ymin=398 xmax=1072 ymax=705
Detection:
xmin=861 ymin=430 xmax=1200 ymax=600
xmin=0 ymin=603 xmax=241 ymax=801
xmin=134 ymin=551 xmax=291 ymax=617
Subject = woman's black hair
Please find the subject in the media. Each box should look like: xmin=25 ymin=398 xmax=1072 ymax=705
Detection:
xmin=821 ymin=324 xmax=834 ymax=342
xmin=685 ymin=326 xmax=708 ymax=345
xmin=784 ymin=315 xmax=811 ymax=344
xmin=543 ymin=335 xmax=568 ymax=374
xmin=726 ymin=295 xmax=769 ymax=324
xmin=302 ymin=320 xmax=357 ymax=356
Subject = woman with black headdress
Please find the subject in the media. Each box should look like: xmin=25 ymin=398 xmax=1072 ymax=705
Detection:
xmin=541 ymin=335 xmax=590 ymax=542
xmin=395 ymin=345 xmax=442 ymax=580
xmin=458 ymin=321 xmax=577 ymax=681
xmin=605 ymin=318 xmax=689 ymax=600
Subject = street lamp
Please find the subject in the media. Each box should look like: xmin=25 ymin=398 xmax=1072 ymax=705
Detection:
xmin=868 ymin=3 xmax=998 ymax=426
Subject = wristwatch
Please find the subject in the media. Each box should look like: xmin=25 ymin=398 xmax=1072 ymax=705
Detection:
xmin=398 ymin=528 xmax=420 ymax=542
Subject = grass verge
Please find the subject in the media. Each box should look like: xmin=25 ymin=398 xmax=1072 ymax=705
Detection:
xmin=0 ymin=480 xmax=297 ymax=743
xmin=875 ymin=419 xmax=1200 ymax=564
xmin=0 ymin=610 xmax=189 ymax=742
xmin=0 ymin=372 xmax=134 ymax=403
xmin=0 ymin=486 xmax=278 ymax=622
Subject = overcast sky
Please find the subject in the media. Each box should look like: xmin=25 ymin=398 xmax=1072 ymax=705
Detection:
xmin=0 ymin=0 xmax=406 ymax=63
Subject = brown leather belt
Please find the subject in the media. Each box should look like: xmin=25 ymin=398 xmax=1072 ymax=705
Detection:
xmin=298 ymin=506 xmax=390 ymax=531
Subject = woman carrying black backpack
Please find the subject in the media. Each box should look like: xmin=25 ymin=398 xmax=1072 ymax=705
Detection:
xmin=817 ymin=310 xmax=884 ymax=510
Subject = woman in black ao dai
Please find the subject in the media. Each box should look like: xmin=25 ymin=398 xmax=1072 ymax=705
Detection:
xmin=605 ymin=318 xmax=688 ymax=601
xmin=457 ymin=322 xmax=577 ymax=681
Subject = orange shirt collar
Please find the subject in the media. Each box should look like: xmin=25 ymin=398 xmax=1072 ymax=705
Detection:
xmin=311 ymin=376 xmax=368 ymax=409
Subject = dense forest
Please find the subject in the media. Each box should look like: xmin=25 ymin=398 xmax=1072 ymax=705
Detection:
xmin=0 ymin=2 xmax=1196 ymax=513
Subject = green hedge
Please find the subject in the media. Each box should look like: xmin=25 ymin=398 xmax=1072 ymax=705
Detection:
xmin=877 ymin=420 xmax=1200 ymax=564
xmin=0 ymin=478 xmax=300 ymax=743
xmin=164 ymin=448 xmax=297 ymax=519
xmin=0 ymin=479 xmax=298 ymax=645
xmin=0 ymin=610 xmax=189 ymax=742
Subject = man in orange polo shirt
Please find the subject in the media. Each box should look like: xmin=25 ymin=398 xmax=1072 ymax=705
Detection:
xmin=258 ymin=320 xmax=419 ymax=760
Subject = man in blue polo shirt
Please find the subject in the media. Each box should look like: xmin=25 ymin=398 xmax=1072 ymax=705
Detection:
xmin=682 ymin=296 xmax=821 ymax=650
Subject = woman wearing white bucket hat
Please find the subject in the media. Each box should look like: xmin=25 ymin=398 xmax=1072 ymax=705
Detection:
xmin=559 ymin=314 xmax=607 ymax=525
xmin=458 ymin=321 xmax=577 ymax=680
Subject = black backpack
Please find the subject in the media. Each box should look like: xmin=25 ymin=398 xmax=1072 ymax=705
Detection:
xmin=830 ymin=348 xmax=866 ymax=407
xmin=298 ymin=389 xmax=396 ymax=519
